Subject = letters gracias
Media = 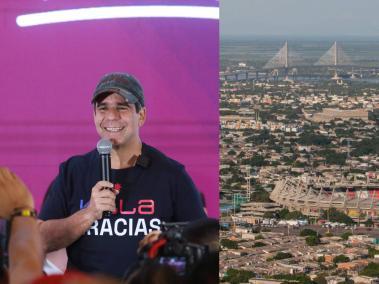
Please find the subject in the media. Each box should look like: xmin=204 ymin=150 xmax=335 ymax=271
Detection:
xmin=80 ymin=199 xmax=161 ymax=236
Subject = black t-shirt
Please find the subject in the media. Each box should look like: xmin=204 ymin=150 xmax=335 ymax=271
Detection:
xmin=39 ymin=143 xmax=206 ymax=278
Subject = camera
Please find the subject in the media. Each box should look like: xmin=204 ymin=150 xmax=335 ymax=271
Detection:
xmin=139 ymin=222 xmax=209 ymax=276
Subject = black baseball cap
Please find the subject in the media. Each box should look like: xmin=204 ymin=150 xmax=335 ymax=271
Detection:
xmin=92 ymin=72 xmax=144 ymax=107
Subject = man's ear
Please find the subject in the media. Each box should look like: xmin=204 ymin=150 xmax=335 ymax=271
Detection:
xmin=138 ymin=107 xmax=147 ymax=127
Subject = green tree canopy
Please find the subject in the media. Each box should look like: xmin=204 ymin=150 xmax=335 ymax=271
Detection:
xmin=341 ymin=232 xmax=352 ymax=241
xmin=360 ymin=263 xmax=379 ymax=277
xmin=220 ymin=239 xmax=238 ymax=249
xmin=321 ymin=208 xmax=354 ymax=225
xmin=272 ymin=252 xmax=293 ymax=260
xmin=306 ymin=235 xmax=321 ymax=246
xmin=298 ymin=132 xmax=331 ymax=146
xmin=271 ymin=273 xmax=313 ymax=284
xmin=222 ymin=268 xmax=256 ymax=284
xmin=300 ymin=229 xmax=318 ymax=237
xmin=333 ymin=254 xmax=350 ymax=264
xmin=352 ymin=137 xmax=379 ymax=156
xmin=252 ymin=242 xmax=266 ymax=248
xmin=368 ymin=247 xmax=379 ymax=258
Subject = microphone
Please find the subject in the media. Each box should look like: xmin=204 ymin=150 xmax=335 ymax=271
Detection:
xmin=97 ymin=138 xmax=113 ymax=218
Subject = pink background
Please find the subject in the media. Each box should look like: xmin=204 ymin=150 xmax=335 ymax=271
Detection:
xmin=0 ymin=0 xmax=219 ymax=217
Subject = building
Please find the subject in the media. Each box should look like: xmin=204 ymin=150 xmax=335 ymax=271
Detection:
xmin=237 ymin=202 xmax=282 ymax=224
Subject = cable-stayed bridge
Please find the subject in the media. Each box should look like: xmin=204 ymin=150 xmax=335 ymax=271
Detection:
xmin=315 ymin=41 xmax=353 ymax=67
xmin=262 ymin=41 xmax=305 ymax=80
xmin=220 ymin=41 xmax=379 ymax=82
xmin=263 ymin=41 xmax=306 ymax=69
xmin=264 ymin=41 xmax=353 ymax=69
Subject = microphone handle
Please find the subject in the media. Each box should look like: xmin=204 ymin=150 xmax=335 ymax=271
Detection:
xmin=101 ymin=154 xmax=112 ymax=218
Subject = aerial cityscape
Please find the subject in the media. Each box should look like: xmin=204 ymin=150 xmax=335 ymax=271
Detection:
xmin=219 ymin=1 xmax=379 ymax=281
xmin=219 ymin=37 xmax=379 ymax=284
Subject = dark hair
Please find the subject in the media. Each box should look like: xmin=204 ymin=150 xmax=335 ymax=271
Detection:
xmin=124 ymin=261 xmax=182 ymax=284
xmin=183 ymin=218 xmax=219 ymax=253
xmin=134 ymin=103 xmax=141 ymax=113
xmin=182 ymin=219 xmax=219 ymax=284
xmin=185 ymin=252 xmax=218 ymax=284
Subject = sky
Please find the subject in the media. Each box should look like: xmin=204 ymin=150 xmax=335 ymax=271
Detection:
xmin=221 ymin=0 xmax=379 ymax=39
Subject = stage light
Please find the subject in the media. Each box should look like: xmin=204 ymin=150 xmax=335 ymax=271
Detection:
xmin=16 ymin=5 xmax=219 ymax=27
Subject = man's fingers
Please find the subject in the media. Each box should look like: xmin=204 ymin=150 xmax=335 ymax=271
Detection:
xmin=95 ymin=201 xmax=116 ymax=215
xmin=138 ymin=231 xmax=161 ymax=249
xmin=96 ymin=205 xmax=116 ymax=213
xmin=97 ymin=198 xmax=117 ymax=207
xmin=0 ymin=167 xmax=12 ymax=182
xmin=92 ymin=181 xmax=114 ymax=192
xmin=92 ymin=188 xmax=116 ymax=200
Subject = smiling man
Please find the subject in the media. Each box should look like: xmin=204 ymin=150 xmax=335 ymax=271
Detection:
xmin=38 ymin=73 xmax=206 ymax=279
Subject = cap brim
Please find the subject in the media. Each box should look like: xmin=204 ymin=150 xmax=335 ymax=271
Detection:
xmin=92 ymin=87 xmax=138 ymax=104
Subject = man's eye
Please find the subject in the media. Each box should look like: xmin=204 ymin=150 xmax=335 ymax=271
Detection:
xmin=97 ymin=106 xmax=107 ymax=111
xmin=117 ymin=105 xmax=129 ymax=111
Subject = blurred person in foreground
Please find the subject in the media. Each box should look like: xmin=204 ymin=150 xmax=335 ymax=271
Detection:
xmin=183 ymin=218 xmax=219 ymax=284
xmin=0 ymin=167 xmax=43 ymax=284
xmin=38 ymin=72 xmax=207 ymax=279
xmin=126 ymin=218 xmax=219 ymax=284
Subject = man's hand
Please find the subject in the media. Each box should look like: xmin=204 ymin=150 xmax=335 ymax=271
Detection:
xmin=0 ymin=167 xmax=34 ymax=219
xmin=86 ymin=181 xmax=118 ymax=220
xmin=138 ymin=230 xmax=161 ymax=252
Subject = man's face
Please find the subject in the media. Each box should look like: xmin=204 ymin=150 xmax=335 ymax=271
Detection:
xmin=94 ymin=93 xmax=146 ymax=147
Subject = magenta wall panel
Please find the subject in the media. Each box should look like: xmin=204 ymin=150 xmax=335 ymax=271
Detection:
xmin=0 ymin=1 xmax=219 ymax=217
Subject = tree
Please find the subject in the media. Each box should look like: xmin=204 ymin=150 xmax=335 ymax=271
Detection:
xmin=277 ymin=208 xmax=290 ymax=219
xmin=285 ymin=210 xmax=306 ymax=220
xmin=368 ymin=247 xmax=379 ymax=258
xmin=246 ymin=155 xmax=268 ymax=167
xmin=341 ymin=232 xmax=352 ymax=241
xmin=365 ymin=218 xmax=374 ymax=227
xmin=252 ymin=242 xmax=266 ymax=248
xmin=220 ymin=239 xmax=238 ymax=249
xmin=255 ymin=129 xmax=272 ymax=144
xmin=228 ymin=149 xmax=237 ymax=156
xmin=313 ymin=274 xmax=327 ymax=284
xmin=263 ymin=211 xmax=276 ymax=218
xmin=300 ymin=229 xmax=318 ymax=237
xmin=321 ymin=208 xmax=354 ymax=225
xmin=352 ymin=137 xmax=379 ymax=156
xmin=306 ymin=235 xmax=321 ymax=246
xmin=333 ymin=255 xmax=350 ymax=264
xmin=272 ymin=252 xmax=293 ymax=260
xmin=298 ymin=132 xmax=331 ymax=146
xmin=251 ymin=188 xmax=272 ymax=202
xmin=318 ymin=150 xmax=346 ymax=166
xmin=276 ymin=208 xmax=305 ymax=220
xmin=360 ymin=263 xmax=379 ymax=277
xmin=237 ymin=151 xmax=245 ymax=159
xmin=222 ymin=268 xmax=256 ymax=284
xmin=271 ymin=273 xmax=313 ymax=284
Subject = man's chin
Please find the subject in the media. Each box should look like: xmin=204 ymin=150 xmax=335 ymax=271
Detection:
xmin=109 ymin=138 xmax=121 ymax=146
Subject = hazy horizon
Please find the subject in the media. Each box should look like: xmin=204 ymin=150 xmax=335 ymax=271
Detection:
xmin=221 ymin=0 xmax=379 ymax=39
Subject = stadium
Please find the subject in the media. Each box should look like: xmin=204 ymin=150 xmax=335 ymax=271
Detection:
xmin=270 ymin=174 xmax=379 ymax=220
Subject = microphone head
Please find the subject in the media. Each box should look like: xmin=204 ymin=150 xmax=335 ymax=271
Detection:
xmin=97 ymin=138 xmax=112 ymax=155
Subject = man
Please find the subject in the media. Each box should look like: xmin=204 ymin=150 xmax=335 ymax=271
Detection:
xmin=38 ymin=73 xmax=206 ymax=279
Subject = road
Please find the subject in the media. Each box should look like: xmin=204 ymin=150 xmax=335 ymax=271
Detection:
xmin=259 ymin=224 xmax=379 ymax=238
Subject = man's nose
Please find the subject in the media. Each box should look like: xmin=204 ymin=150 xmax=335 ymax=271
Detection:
xmin=107 ymin=107 xmax=121 ymax=119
